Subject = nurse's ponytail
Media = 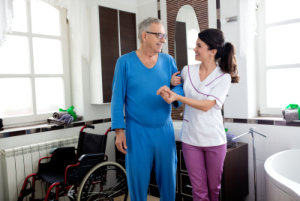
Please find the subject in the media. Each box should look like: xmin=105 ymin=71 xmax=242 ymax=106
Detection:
xmin=198 ymin=29 xmax=239 ymax=83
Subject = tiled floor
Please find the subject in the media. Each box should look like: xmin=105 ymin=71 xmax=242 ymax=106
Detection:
xmin=147 ymin=195 xmax=160 ymax=201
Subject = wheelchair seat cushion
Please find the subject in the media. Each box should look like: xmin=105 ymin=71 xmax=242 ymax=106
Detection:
xmin=39 ymin=171 xmax=65 ymax=184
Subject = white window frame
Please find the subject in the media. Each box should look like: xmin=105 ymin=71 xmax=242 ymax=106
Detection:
xmin=0 ymin=1 xmax=71 ymax=126
xmin=257 ymin=0 xmax=300 ymax=116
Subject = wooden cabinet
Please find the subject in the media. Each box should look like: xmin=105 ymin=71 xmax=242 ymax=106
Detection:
xmin=115 ymin=142 xmax=248 ymax=201
xmin=176 ymin=142 xmax=249 ymax=201
xmin=221 ymin=142 xmax=249 ymax=201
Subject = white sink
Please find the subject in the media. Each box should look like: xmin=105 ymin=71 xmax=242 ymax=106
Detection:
xmin=173 ymin=120 xmax=182 ymax=141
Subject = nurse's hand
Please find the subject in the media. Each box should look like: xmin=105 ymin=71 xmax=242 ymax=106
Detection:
xmin=115 ymin=129 xmax=127 ymax=154
xmin=171 ymin=72 xmax=181 ymax=86
xmin=157 ymin=85 xmax=177 ymax=104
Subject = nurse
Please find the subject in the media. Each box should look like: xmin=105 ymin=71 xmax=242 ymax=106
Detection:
xmin=157 ymin=28 xmax=239 ymax=201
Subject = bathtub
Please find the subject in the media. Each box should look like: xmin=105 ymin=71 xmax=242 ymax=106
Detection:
xmin=264 ymin=149 xmax=300 ymax=201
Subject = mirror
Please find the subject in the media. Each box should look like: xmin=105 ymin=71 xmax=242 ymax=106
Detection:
xmin=175 ymin=5 xmax=200 ymax=70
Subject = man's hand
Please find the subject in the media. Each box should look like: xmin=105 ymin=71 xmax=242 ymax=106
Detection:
xmin=115 ymin=129 xmax=127 ymax=154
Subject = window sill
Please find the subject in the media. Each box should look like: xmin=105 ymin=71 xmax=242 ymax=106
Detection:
xmin=0 ymin=118 xmax=111 ymax=138
xmin=224 ymin=116 xmax=300 ymax=127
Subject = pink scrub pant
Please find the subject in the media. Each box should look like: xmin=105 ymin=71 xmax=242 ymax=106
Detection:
xmin=182 ymin=142 xmax=227 ymax=201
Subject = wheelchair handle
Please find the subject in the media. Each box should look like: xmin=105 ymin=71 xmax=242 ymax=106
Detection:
xmin=80 ymin=125 xmax=112 ymax=135
xmin=80 ymin=125 xmax=94 ymax=132
xmin=104 ymin=127 xmax=112 ymax=135
xmin=86 ymin=125 xmax=95 ymax=129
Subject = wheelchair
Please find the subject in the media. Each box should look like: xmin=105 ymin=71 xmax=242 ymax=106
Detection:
xmin=18 ymin=125 xmax=128 ymax=201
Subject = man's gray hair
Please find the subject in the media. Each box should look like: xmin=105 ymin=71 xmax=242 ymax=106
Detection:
xmin=138 ymin=17 xmax=162 ymax=41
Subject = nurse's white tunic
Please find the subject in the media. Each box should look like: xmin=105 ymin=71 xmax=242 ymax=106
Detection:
xmin=180 ymin=64 xmax=231 ymax=147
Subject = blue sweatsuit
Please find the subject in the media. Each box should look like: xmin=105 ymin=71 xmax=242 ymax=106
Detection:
xmin=111 ymin=51 xmax=184 ymax=201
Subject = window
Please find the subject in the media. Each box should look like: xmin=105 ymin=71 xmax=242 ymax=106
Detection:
xmin=258 ymin=0 xmax=300 ymax=115
xmin=0 ymin=0 xmax=70 ymax=126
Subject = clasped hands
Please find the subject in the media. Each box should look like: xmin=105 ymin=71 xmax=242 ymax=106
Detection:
xmin=157 ymin=86 xmax=177 ymax=104
xmin=157 ymin=72 xmax=181 ymax=104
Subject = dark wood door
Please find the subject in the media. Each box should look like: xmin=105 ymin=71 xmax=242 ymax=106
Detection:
xmin=99 ymin=6 xmax=119 ymax=103
xmin=99 ymin=7 xmax=137 ymax=103
xmin=175 ymin=21 xmax=188 ymax=71
xmin=119 ymin=11 xmax=137 ymax=55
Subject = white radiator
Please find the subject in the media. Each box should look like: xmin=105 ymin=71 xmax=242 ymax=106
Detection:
xmin=0 ymin=137 xmax=78 ymax=201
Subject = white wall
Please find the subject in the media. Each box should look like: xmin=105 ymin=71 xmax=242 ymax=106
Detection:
xmin=221 ymin=0 xmax=258 ymax=119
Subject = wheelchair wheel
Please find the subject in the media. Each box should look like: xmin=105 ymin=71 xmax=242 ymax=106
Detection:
xmin=77 ymin=161 xmax=128 ymax=201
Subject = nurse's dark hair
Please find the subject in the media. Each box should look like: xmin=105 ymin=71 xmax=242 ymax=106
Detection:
xmin=198 ymin=28 xmax=239 ymax=83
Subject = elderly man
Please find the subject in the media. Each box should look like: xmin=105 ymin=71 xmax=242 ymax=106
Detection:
xmin=111 ymin=17 xmax=184 ymax=201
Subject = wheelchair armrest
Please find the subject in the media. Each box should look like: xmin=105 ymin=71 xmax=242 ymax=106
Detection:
xmin=78 ymin=153 xmax=108 ymax=162
xmin=38 ymin=147 xmax=74 ymax=166
xmin=38 ymin=156 xmax=52 ymax=166
xmin=39 ymin=146 xmax=76 ymax=165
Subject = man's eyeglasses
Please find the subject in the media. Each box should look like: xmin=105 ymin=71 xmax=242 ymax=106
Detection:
xmin=146 ymin=31 xmax=168 ymax=39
